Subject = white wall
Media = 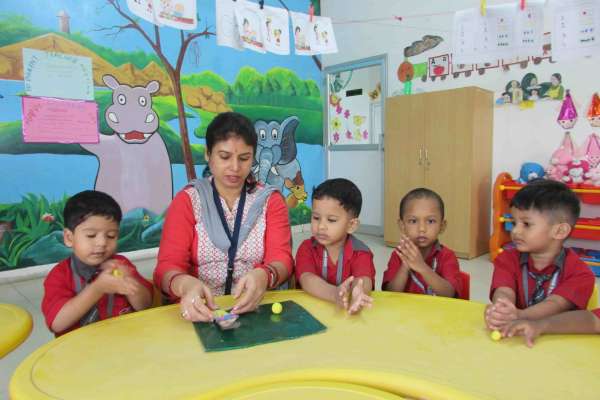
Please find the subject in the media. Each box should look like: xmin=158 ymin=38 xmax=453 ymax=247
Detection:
xmin=323 ymin=0 xmax=600 ymax=177
xmin=323 ymin=0 xmax=600 ymax=249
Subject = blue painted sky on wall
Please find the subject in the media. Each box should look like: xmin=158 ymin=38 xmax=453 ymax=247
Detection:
xmin=2 ymin=0 xmax=321 ymax=83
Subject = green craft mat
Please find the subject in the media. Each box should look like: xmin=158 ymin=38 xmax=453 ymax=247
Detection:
xmin=193 ymin=300 xmax=326 ymax=352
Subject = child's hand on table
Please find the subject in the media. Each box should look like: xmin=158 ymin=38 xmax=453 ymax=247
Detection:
xmin=348 ymin=278 xmax=373 ymax=315
xmin=502 ymin=319 xmax=545 ymax=348
xmin=336 ymin=276 xmax=354 ymax=311
xmin=485 ymin=297 xmax=519 ymax=330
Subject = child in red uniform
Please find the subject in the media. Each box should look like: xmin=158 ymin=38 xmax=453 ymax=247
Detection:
xmin=503 ymin=309 xmax=600 ymax=347
xmin=382 ymin=188 xmax=462 ymax=298
xmin=42 ymin=191 xmax=153 ymax=336
xmin=486 ymin=179 xmax=594 ymax=332
xmin=295 ymin=178 xmax=374 ymax=314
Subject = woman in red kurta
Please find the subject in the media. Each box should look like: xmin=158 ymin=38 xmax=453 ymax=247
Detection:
xmin=154 ymin=112 xmax=293 ymax=322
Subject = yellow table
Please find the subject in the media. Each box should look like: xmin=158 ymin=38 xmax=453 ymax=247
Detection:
xmin=10 ymin=291 xmax=600 ymax=400
xmin=0 ymin=303 xmax=32 ymax=358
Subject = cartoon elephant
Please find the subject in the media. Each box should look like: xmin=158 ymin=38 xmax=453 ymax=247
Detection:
xmin=81 ymin=74 xmax=173 ymax=215
xmin=253 ymin=116 xmax=302 ymax=192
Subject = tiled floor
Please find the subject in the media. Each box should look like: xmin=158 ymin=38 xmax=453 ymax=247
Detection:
xmin=0 ymin=232 xmax=496 ymax=398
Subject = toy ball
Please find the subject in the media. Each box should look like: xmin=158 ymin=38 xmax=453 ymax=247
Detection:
xmin=490 ymin=330 xmax=502 ymax=341
xmin=271 ymin=302 xmax=283 ymax=314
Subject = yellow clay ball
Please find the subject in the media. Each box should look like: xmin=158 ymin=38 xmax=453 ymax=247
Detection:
xmin=112 ymin=269 xmax=123 ymax=278
xmin=271 ymin=302 xmax=283 ymax=314
xmin=491 ymin=330 xmax=502 ymax=341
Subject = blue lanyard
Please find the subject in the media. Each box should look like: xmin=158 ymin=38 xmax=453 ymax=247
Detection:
xmin=322 ymin=248 xmax=344 ymax=286
xmin=211 ymin=179 xmax=246 ymax=295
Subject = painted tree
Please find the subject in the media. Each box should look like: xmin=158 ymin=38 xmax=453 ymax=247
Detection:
xmin=102 ymin=0 xmax=214 ymax=180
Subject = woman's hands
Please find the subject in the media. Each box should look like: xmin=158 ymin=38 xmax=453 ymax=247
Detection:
xmin=177 ymin=276 xmax=217 ymax=322
xmin=231 ymin=268 xmax=269 ymax=314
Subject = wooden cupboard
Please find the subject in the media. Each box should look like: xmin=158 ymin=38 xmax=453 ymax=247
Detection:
xmin=384 ymin=86 xmax=493 ymax=259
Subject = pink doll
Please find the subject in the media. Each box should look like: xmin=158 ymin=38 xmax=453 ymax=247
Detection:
xmin=585 ymin=165 xmax=600 ymax=186
xmin=546 ymin=132 xmax=576 ymax=181
xmin=563 ymin=159 xmax=590 ymax=184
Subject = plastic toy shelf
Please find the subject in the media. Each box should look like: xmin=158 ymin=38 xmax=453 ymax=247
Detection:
xmin=490 ymin=173 xmax=600 ymax=274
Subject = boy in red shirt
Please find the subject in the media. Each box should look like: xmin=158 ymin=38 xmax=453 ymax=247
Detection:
xmin=486 ymin=179 xmax=594 ymax=331
xmin=42 ymin=191 xmax=153 ymax=336
xmin=503 ymin=309 xmax=600 ymax=347
xmin=382 ymin=188 xmax=462 ymax=298
xmin=295 ymin=178 xmax=374 ymax=314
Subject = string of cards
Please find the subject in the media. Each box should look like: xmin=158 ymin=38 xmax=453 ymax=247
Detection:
xmin=452 ymin=0 xmax=600 ymax=64
xmin=127 ymin=0 xmax=199 ymax=30
xmin=216 ymin=0 xmax=337 ymax=55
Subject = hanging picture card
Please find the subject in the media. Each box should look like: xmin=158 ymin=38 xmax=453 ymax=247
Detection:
xmin=234 ymin=1 xmax=266 ymax=53
xmin=514 ymin=0 xmax=545 ymax=58
xmin=126 ymin=0 xmax=159 ymax=25
xmin=262 ymin=4 xmax=291 ymax=55
xmin=152 ymin=0 xmax=197 ymax=30
xmin=216 ymin=0 xmax=243 ymax=50
xmin=290 ymin=11 xmax=313 ymax=55
xmin=453 ymin=4 xmax=519 ymax=64
xmin=308 ymin=15 xmax=338 ymax=54
xmin=550 ymin=0 xmax=600 ymax=61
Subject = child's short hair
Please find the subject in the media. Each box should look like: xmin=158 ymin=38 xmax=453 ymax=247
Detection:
xmin=510 ymin=179 xmax=580 ymax=226
xmin=399 ymin=188 xmax=445 ymax=219
xmin=312 ymin=178 xmax=362 ymax=217
xmin=64 ymin=190 xmax=122 ymax=231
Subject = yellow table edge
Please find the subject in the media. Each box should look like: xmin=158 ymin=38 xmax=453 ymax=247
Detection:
xmin=215 ymin=379 xmax=408 ymax=399
xmin=9 ymin=295 xmax=489 ymax=400
xmin=0 ymin=304 xmax=33 ymax=359
xmin=187 ymin=368 xmax=489 ymax=400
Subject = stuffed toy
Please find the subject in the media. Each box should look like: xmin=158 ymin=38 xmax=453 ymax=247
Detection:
xmin=518 ymin=162 xmax=545 ymax=183
xmin=546 ymin=132 xmax=576 ymax=181
xmin=563 ymin=159 xmax=590 ymax=184
xmin=585 ymin=165 xmax=600 ymax=186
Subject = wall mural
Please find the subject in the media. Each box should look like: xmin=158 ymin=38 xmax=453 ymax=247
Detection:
xmin=0 ymin=0 xmax=323 ymax=271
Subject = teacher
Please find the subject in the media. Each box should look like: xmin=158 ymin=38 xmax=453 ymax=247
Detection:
xmin=154 ymin=112 xmax=293 ymax=322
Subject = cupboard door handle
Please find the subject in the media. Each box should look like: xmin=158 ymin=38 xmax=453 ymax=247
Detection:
xmin=418 ymin=147 xmax=423 ymax=165
xmin=425 ymin=148 xmax=430 ymax=168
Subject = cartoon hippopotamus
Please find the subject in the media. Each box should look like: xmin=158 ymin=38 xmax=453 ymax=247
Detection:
xmin=81 ymin=74 xmax=173 ymax=214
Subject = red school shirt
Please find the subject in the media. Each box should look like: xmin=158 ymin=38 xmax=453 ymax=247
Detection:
xmin=42 ymin=255 xmax=153 ymax=336
xmin=295 ymin=235 xmax=375 ymax=285
xmin=490 ymin=248 xmax=594 ymax=310
xmin=381 ymin=243 xmax=463 ymax=297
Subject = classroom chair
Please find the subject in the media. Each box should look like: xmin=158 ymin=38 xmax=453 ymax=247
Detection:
xmin=587 ymin=284 xmax=599 ymax=310
xmin=458 ymin=271 xmax=470 ymax=300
